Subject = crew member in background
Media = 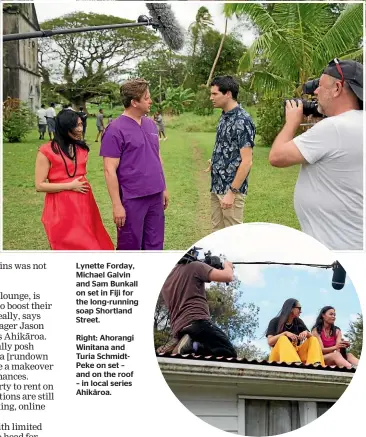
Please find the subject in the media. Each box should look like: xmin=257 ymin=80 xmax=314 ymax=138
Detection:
xmin=100 ymin=78 xmax=169 ymax=250
xmin=208 ymin=76 xmax=256 ymax=232
xmin=154 ymin=111 xmax=167 ymax=141
xmin=78 ymin=106 xmax=88 ymax=139
xmin=269 ymin=59 xmax=363 ymax=250
xmin=37 ymin=104 xmax=47 ymax=140
xmin=158 ymin=252 xmax=237 ymax=357
xmin=95 ymin=108 xmax=105 ymax=142
xmin=45 ymin=102 xmax=56 ymax=141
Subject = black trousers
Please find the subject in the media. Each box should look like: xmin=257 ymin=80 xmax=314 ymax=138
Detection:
xmin=178 ymin=320 xmax=237 ymax=358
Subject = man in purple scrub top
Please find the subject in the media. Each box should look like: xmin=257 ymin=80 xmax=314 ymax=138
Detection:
xmin=100 ymin=78 xmax=169 ymax=250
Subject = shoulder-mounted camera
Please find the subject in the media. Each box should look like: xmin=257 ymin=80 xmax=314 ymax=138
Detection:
xmin=178 ymin=247 xmax=224 ymax=270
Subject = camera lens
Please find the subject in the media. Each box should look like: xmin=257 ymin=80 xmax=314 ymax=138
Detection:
xmin=302 ymin=100 xmax=322 ymax=117
xmin=302 ymin=79 xmax=320 ymax=95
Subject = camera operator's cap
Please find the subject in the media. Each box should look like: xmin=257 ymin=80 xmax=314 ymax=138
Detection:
xmin=323 ymin=59 xmax=363 ymax=101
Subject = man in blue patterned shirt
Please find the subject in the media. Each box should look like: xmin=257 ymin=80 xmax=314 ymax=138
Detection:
xmin=209 ymin=76 xmax=256 ymax=232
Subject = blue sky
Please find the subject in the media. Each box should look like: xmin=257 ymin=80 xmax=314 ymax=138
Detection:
xmin=233 ymin=264 xmax=361 ymax=352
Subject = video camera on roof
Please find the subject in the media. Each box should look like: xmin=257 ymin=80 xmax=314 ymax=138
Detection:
xmin=178 ymin=247 xmax=224 ymax=270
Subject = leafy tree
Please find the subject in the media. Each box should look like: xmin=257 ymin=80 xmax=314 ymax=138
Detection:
xmin=186 ymin=28 xmax=247 ymax=91
xmin=41 ymin=83 xmax=60 ymax=106
xmin=154 ymin=294 xmax=170 ymax=331
xmin=223 ymin=2 xmax=363 ymax=97
xmin=183 ymin=6 xmax=214 ymax=86
xmin=236 ymin=342 xmax=269 ymax=361
xmin=346 ymin=314 xmax=363 ymax=358
xmin=135 ymin=48 xmax=187 ymax=105
xmin=189 ymin=6 xmax=214 ymax=59
xmin=206 ymin=279 xmax=259 ymax=341
xmin=256 ymin=97 xmax=285 ymax=147
xmin=194 ymin=85 xmax=214 ymax=116
xmin=38 ymin=12 xmax=160 ymax=108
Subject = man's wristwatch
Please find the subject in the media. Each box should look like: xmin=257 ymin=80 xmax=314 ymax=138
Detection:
xmin=229 ymin=185 xmax=240 ymax=194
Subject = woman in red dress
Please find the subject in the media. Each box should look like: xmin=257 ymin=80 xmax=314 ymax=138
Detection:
xmin=35 ymin=110 xmax=114 ymax=250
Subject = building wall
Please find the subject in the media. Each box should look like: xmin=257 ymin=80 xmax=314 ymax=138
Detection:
xmin=171 ymin=385 xmax=240 ymax=434
xmin=170 ymin=385 xmax=334 ymax=436
xmin=3 ymin=3 xmax=41 ymax=110
xmin=18 ymin=69 xmax=41 ymax=111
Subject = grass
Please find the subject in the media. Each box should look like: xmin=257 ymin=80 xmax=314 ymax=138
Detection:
xmin=2 ymin=112 xmax=299 ymax=250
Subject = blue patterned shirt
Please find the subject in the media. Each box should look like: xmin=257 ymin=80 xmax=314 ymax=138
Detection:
xmin=211 ymin=105 xmax=256 ymax=195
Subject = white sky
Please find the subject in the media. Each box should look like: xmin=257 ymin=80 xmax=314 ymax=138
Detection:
xmin=33 ymin=1 xmax=256 ymax=47
xmin=195 ymin=223 xmax=336 ymax=266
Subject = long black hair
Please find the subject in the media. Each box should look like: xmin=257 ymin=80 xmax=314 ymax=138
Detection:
xmin=312 ymin=306 xmax=338 ymax=337
xmin=51 ymin=110 xmax=89 ymax=158
xmin=51 ymin=110 xmax=89 ymax=177
xmin=269 ymin=298 xmax=299 ymax=335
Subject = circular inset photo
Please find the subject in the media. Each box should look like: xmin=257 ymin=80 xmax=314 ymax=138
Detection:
xmin=154 ymin=224 xmax=362 ymax=436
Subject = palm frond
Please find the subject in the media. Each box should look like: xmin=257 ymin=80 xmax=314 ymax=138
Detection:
xmin=223 ymin=3 xmax=277 ymax=34
xmin=338 ymin=47 xmax=364 ymax=63
xmin=238 ymin=29 xmax=289 ymax=72
xmin=247 ymin=70 xmax=295 ymax=97
xmin=314 ymin=3 xmax=363 ymax=73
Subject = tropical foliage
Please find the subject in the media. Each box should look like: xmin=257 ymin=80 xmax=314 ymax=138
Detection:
xmin=256 ymin=96 xmax=285 ymax=147
xmin=3 ymin=98 xmax=36 ymax=143
xmin=194 ymin=85 xmax=214 ymax=116
xmin=161 ymin=86 xmax=196 ymax=115
xmin=224 ymin=2 xmax=363 ymax=97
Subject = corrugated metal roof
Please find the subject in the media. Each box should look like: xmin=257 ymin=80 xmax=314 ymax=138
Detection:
xmin=156 ymin=352 xmax=356 ymax=373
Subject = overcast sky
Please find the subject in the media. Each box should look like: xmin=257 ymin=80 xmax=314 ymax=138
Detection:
xmin=34 ymin=1 xmax=256 ymax=47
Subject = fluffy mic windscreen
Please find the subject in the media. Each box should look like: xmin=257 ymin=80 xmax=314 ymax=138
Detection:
xmin=145 ymin=3 xmax=185 ymax=51
xmin=331 ymin=261 xmax=346 ymax=290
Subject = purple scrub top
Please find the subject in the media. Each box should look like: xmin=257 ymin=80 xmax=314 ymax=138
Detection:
xmin=100 ymin=115 xmax=166 ymax=200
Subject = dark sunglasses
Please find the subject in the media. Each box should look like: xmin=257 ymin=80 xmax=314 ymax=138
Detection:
xmin=330 ymin=58 xmax=345 ymax=87
xmin=294 ymin=306 xmax=302 ymax=311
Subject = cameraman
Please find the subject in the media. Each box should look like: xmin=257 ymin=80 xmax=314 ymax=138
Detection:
xmin=159 ymin=257 xmax=237 ymax=357
xmin=269 ymin=59 xmax=363 ymax=250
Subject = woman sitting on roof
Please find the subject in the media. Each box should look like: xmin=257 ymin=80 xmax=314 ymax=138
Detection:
xmin=266 ymin=298 xmax=324 ymax=366
xmin=311 ymin=306 xmax=358 ymax=369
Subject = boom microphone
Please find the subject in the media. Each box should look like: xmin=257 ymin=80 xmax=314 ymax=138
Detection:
xmin=179 ymin=247 xmax=347 ymax=290
xmin=331 ymin=261 xmax=346 ymax=290
xmin=145 ymin=3 xmax=185 ymax=51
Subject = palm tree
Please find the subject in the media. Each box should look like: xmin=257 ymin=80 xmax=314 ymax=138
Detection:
xmin=183 ymin=6 xmax=214 ymax=86
xmin=189 ymin=6 xmax=214 ymax=58
xmin=223 ymin=2 xmax=363 ymax=97
xmin=206 ymin=18 xmax=228 ymax=87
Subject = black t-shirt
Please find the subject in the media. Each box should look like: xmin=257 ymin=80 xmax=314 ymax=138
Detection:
xmin=266 ymin=316 xmax=309 ymax=337
xmin=78 ymin=111 xmax=88 ymax=126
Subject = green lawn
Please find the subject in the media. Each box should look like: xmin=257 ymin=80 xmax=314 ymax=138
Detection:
xmin=2 ymin=115 xmax=300 ymax=250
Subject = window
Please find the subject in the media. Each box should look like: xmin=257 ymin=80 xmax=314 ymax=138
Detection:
xmin=317 ymin=402 xmax=335 ymax=418
xmin=239 ymin=397 xmax=335 ymax=436
xmin=245 ymin=400 xmax=300 ymax=436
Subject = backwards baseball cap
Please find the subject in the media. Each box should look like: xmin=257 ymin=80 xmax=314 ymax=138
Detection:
xmin=323 ymin=59 xmax=363 ymax=101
